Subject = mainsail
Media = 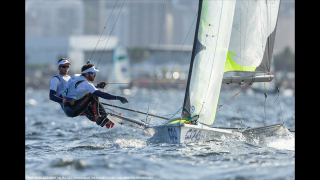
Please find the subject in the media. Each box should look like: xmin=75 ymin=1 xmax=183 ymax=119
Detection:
xmin=224 ymin=0 xmax=281 ymax=73
xmin=182 ymin=0 xmax=236 ymax=126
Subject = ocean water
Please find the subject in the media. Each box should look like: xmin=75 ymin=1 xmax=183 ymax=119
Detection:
xmin=25 ymin=87 xmax=295 ymax=180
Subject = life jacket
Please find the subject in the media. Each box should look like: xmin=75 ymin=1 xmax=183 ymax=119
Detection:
xmin=62 ymin=74 xmax=88 ymax=100
xmin=50 ymin=74 xmax=70 ymax=97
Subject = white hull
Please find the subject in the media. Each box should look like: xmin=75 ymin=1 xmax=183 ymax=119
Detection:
xmin=145 ymin=123 xmax=242 ymax=144
xmin=107 ymin=113 xmax=241 ymax=143
xmin=107 ymin=113 xmax=294 ymax=145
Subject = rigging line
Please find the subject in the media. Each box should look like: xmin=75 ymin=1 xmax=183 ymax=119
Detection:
xmin=239 ymin=2 xmax=243 ymax=129
xmin=146 ymin=0 xmax=168 ymax=124
xmin=264 ymin=91 xmax=267 ymax=126
xmin=216 ymin=106 xmax=230 ymax=128
xmin=128 ymin=101 xmax=144 ymax=122
xmin=104 ymin=106 xmax=121 ymax=115
xmin=96 ymin=0 xmax=126 ymax=68
xmin=259 ymin=1 xmax=268 ymax=126
xmin=218 ymin=105 xmax=264 ymax=125
xmin=149 ymin=12 xmax=198 ymax=124
xmin=106 ymin=83 xmax=187 ymax=84
xmin=224 ymin=84 xmax=242 ymax=129
xmin=271 ymin=43 xmax=285 ymax=125
xmin=218 ymin=84 xmax=251 ymax=109
xmin=89 ymin=0 xmax=119 ymax=61
xmin=101 ymin=102 xmax=169 ymax=120
xmin=273 ymin=86 xmax=284 ymax=125
xmin=167 ymin=107 xmax=183 ymax=121
xmin=267 ymin=0 xmax=283 ymax=117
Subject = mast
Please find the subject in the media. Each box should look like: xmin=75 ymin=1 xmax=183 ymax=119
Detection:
xmin=181 ymin=0 xmax=203 ymax=118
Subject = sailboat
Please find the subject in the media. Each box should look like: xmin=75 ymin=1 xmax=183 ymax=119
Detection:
xmin=106 ymin=0 xmax=294 ymax=145
xmin=106 ymin=45 xmax=133 ymax=95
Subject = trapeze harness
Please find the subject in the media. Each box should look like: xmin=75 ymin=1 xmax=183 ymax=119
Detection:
xmin=49 ymin=74 xmax=70 ymax=109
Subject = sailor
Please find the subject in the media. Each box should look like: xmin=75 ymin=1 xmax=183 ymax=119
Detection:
xmin=49 ymin=58 xmax=71 ymax=110
xmin=62 ymin=63 xmax=129 ymax=129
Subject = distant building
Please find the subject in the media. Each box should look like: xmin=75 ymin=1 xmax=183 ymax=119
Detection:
xmin=68 ymin=35 xmax=118 ymax=73
xmin=25 ymin=35 xmax=118 ymax=73
xmin=25 ymin=0 xmax=84 ymax=37
xmin=25 ymin=37 xmax=69 ymax=65
xmin=99 ymin=1 xmax=198 ymax=47
xmin=99 ymin=1 xmax=130 ymax=46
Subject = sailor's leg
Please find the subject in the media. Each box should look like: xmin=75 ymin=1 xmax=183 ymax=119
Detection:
xmin=72 ymin=93 xmax=94 ymax=117
xmin=63 ymin=103 xmax=75 ymax=117
xmin=81 ymin=104 xmax=98 ymax=122
xmin=96 ymin=102 xmax=114 ymax=128
xmin=96 ymin=104 xmax=114 ymax=128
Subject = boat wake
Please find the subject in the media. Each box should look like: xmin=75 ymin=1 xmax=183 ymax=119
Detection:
xmin=113 ymin=138 xmax=147 ymax=148
xmin=264 ymin=137 xmax=295 ymax=151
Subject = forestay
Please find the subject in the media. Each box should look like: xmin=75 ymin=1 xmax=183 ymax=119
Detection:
xmin=182 ymin=0 xmax=236 ymax=126
xmin=224 ymin=0 xmax=280 ymax=73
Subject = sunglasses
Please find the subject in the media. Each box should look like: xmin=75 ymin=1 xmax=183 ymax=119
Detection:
xmin=60 ymin=66 xmax=69 ymax=68
xmin=88 ymin=72 xmax=96 ymax=76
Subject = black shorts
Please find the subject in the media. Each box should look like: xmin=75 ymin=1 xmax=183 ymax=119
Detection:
xmin=63 ymin=93 xmax=103 ymax=118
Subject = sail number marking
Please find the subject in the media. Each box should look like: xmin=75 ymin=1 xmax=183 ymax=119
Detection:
xmin=168 ymin=128 xmax=178 ymax=143
xmin=185 ymin=129 xmax=201 ymax=143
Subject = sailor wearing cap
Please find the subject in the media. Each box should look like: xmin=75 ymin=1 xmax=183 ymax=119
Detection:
xmin=62 ymin=63 xmax=129 ymax=129
xmin=49 ymin=58 xmax=71 ymax=109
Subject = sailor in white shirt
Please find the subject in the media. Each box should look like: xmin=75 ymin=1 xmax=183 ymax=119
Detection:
xmin=49 ymin=58 xmax=71 ymax=109
xmin=62 ymin=63 xmax=128 ymax=129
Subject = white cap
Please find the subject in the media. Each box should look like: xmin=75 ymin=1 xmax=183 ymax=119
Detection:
xmin=82 ymin=66 xmax=100 ymax=74
xmin=58 ymin=60 xmax=71 ymax=67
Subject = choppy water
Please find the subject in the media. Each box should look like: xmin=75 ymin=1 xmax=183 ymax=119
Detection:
xmin=25 ymin=87 xmax=295 ymax=180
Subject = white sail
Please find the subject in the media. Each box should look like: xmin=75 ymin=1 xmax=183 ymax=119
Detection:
xmin=182 ymin=0 xmax=236 ymax=126
xmin=106 ymin=46 xmax=132 ymax=92
xmin=224 ymin=0 xmax=280 ymax=73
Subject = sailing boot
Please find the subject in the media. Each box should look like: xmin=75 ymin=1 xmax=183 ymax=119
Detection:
xmin=105 ymin=120 xmax=115 ymax=129
xmin=96 ymin=113 xmax=110 ymax=127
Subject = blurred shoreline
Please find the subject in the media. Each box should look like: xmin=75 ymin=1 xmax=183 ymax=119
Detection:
xmin=25 ymin=65 xmax=295 ymax=95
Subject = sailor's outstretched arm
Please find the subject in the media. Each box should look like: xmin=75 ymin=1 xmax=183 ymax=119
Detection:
xmin=93 ymin=90 xmax=128 ymax=104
